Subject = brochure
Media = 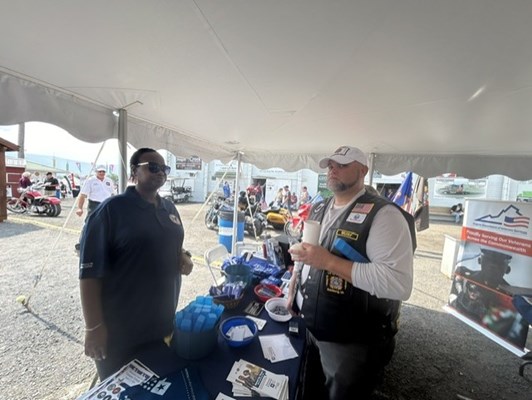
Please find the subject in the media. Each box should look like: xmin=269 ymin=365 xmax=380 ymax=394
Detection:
xmin=226 ymin=359 xmax=288 ymax=400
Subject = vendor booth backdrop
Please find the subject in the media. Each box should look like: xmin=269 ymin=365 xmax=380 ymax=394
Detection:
xmin=446 ymin=199 xmax=532 ymax=355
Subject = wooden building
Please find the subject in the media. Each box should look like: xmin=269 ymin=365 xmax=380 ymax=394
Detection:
xmin=1 ymin=137 xmax=21 ymax=222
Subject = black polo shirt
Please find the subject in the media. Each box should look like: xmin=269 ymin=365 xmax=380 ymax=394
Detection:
xmin=79 ymin=186 xmax=184 ymax=355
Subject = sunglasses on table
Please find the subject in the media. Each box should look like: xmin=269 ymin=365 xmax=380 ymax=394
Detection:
xmin=136 ymin=162 xmax=172 ymax=175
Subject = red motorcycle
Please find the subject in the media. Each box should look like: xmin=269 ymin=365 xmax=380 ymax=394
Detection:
xmin=283 ymin=193 xmax=324 ymax=239
xmin=7 ymin=183 xmax=62 ymax=217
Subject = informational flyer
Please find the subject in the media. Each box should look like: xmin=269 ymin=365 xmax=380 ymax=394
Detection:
xmin=446 ymin=199 xmax=532 ymax=356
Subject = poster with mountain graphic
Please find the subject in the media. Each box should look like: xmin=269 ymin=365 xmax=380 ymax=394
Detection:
xmin=446 ymin=199 xmax=532 ymax=355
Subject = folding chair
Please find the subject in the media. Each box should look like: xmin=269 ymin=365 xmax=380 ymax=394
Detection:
xmin=234 ymin=241 xmax=263 ymax=257
xmin=204 ymin=244 xmax=230 ymax=286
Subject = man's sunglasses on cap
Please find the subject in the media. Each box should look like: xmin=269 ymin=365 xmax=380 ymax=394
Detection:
xmin=136 ymin=162 xmax=171 ymax=175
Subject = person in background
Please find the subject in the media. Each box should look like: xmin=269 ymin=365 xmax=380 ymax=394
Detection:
xmin=288 ymin=145 xmax=415 ymax=399
xmin=44 ymin=172 xmax=59 ymax=198
xmin=281 ymin=185 xmax=292 ymax=209
xmin=246 ymin=181 xmax=262 ymax=203
xmin=79 ymin=148 xmax=192 ymax=380
xmin=18 ymin=172 xmax=32 ymax=189
xmin=223 ymin=181 xmax=231 ymax=199
xmin=450 ymin=202 xmax=464 ymax=224
xmin=74 ymin=166 xmax=115 ymax=251
xmin=299 ymin=186 xmax=311 ymax=206
xmin=273 ymin=188 xmax=284 ymax=207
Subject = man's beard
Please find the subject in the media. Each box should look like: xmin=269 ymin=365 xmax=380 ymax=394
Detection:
xmin=328 ymin=178 xmax=357 ymax=193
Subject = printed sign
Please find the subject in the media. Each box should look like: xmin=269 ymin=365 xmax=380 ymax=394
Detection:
xmin=446 ymin=199 xmax=532 ymax=355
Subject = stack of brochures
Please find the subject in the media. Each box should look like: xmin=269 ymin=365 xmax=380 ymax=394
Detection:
xmin=76 ymin=359 xmax=209 ymax=400
xmin=76 ymin=359 xmax=156 ymax=400
xmin=226 ymin=359 xmax=288 ymax=400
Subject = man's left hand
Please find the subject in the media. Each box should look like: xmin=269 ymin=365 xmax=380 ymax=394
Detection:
xmin=288 ymin=243 xmax=330 ymax=270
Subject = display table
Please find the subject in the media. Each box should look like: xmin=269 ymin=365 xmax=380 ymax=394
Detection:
xmin=128 ymin=289 xmax=305 ymax=399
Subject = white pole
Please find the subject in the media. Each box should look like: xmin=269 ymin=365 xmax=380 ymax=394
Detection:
xmin=232 ymin=152 xmax=243 ymax=255
xmin=117 ymin=109 xmax=128 ymax=194
xmin=368 ymin=153 xmax=376 ymax=186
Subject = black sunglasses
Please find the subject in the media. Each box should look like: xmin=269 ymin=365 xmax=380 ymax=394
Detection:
xmin=136 ymin=162 xmax=171 ymax=175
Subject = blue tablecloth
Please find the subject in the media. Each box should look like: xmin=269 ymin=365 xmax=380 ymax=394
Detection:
xmin=133 ymin=289 xmax=305 ymax=399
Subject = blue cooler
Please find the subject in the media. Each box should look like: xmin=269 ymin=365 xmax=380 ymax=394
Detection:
xmin=218 ymin=210 xmax=245 ymax=251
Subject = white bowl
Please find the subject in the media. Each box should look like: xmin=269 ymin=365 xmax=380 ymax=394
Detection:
xmin=265 ymin=297 xmax=292 ymax=322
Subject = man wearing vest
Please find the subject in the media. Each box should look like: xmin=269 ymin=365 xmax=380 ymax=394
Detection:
xmin=288 ymin=145 xmax=416 ymax=399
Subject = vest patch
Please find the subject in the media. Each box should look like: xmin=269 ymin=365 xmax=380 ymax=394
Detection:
xmin=351 ymin=203 xmax=374 ymax=214
xmin=336 ymin=229 xmax=359 ymax=241
xmin=347 ymin=212 xmax=367 ymax=224
xmin=325 ymin=272 xmax=348 ymax=294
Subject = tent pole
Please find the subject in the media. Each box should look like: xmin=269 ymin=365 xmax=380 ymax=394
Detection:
xmin=118 ymin=109 xmax=128 ymax=194
xmin=368 ymin=153 xmax=375 ymax=186
xmin=232 ymin=152 xmax=243 ymax=255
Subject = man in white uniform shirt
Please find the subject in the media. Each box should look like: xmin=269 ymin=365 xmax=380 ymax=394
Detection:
xmin=288 ymin=145 xmax=415 ymax=399
xmin=75 ymin=166 xmax=115 ymax=251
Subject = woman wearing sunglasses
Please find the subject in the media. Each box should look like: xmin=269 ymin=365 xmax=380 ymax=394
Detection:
xmin=79 ymin=147 xmax=191 ymax=380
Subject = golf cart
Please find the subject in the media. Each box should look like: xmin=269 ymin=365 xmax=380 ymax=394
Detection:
xmin=159 ymin=178 xmax=193 ymax=203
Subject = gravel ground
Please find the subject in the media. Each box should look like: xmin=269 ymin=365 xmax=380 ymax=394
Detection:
xmin=1 ymin=198 xmax=531 ymax=400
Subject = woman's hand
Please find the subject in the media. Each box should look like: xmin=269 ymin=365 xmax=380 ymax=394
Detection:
xmin=180 ymin=250 xmax=194 ymax=276
xmin=84 ymin=323 xmax=108 ymax=361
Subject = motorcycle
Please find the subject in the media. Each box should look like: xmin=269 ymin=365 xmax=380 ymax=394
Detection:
xmin=283 ymin=202 xmax=312 ymax=239
xmin=283 ymin=193 xmax=324 ymax=239
xmin=262 ymin=204 xmax=292 ymax=230
xmin=7 ymin=183 xmax=62 ymax=217
xmin=205 ymin=195 xmax=267 ymax=238
xmin=204 ymin=196 xmax=227 ymax=230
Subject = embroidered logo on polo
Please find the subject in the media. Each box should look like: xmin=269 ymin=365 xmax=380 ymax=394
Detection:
xmin=80 ymin=262 xmax=94 ymax=270
xmin=336 ymin=229 xmax=359 ymax=241
xmin=324 ymin=272 xmax=347 ymax=294
xmin=169 ymin=214 xmax=181 ymax=225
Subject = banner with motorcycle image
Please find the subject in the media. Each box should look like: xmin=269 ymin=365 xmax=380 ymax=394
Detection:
xmin=445 ymin=199 xmax=532 ymax=356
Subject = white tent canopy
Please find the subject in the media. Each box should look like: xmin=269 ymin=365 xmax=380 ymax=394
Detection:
xmin=1 ymin=1 xmax=532 ymax=179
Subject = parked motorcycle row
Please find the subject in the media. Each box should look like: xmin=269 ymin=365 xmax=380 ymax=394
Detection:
xmin=204 ymin=193 xmax=312 ymax=239
xmin=7 ymin=183 xmax=62 ymax=217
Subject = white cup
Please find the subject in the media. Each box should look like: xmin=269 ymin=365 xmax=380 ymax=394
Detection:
xmin=302 ymin=220 xmax=320 ymax=245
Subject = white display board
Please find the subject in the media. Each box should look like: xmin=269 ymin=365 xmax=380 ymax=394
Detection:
xmin=446 ymin=199 xmax=531 ymax=355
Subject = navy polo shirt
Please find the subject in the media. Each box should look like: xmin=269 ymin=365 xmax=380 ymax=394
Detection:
xmin=79 ymin=186 xmax=184 ymax=355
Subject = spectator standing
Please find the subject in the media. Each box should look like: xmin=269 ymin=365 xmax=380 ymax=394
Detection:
xmin=18 ymin=172 xmax=32 ymax=189
xmin=75 ymin=166 xmax=115 ymax=251
xmin=44 ymin=172 xmax=60 ymax=198
xmin=282 ymin=185 xmax=292 ymax=209
xmin=246 ymin=181 xmax=262 ymax=203
xmin=223 ymin=181 xmax=231 ymax=199
xmin=288 ymin=145 xmax=415 ymax=399
xmin=273 ymin=188 xmax=284 ymax=207
xmin=79 ymin=148 xmax=191 ymax=380
xmin=299 ymin=186 xmax=311 ymax=205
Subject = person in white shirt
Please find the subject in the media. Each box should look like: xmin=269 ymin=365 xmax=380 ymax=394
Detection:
xmin=75 ymin=166 xmax=115 ymax=251
xmin=288 ymin=145 xmax=415 ymax=399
